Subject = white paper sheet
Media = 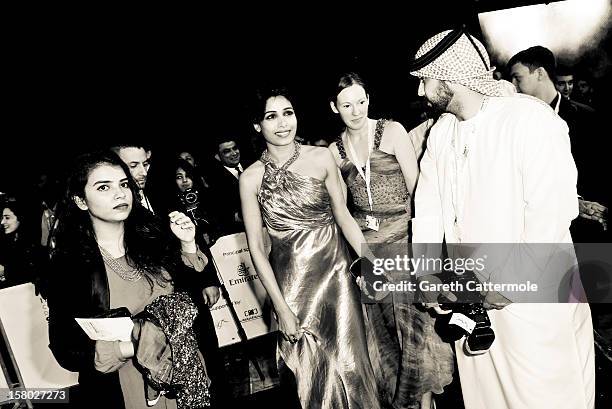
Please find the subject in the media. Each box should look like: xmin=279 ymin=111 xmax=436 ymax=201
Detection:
xmin=75 ymin=317 xmax=134 ymax=342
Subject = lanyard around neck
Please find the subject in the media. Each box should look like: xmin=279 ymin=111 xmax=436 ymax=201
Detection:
xmin=346 ymin=120 xmax=374 ymax=212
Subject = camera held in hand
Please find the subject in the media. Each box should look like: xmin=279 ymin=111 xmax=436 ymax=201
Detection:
xmin=178 ymin=188 xmax=209 ymax=228
xmin=434 ymin=270 xmax=496 ymax=353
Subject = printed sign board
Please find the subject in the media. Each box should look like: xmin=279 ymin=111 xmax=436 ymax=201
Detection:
xmin=209 ymin=232 xmax=275 ymax=346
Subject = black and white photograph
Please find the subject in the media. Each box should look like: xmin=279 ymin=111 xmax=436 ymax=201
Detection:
xmin=1 ymin=1 xmax=611 ymax=408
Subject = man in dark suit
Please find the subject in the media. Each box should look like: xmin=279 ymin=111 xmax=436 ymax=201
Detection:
xmin=509 ymin=46 xmax=607 ymax=239
xmin=207 ymin=136 xmax=245 ymax=237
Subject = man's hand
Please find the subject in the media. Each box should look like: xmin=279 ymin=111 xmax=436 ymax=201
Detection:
xmin=202 ymin=286 xmax=220 ymax=308
xmin=418 ymin=274 xmax=458 ymax=314
xmin=578 ymin=199 xmax=608 ymax=230
xmin=483 ymin=291 xmax=511 ymax=310
xmin=423 ymin=302 xmax=453 ymax=315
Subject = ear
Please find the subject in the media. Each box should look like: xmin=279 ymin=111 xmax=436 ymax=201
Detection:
xmin=214 ymin=153 xmax=220 ymax=161
xmin=73 ymin=195 xmax=88 ymax=211
xmin=443 ymin=80 xmax=458 ymax=92
xmin=329 ymin=101 xmax=339 ymax=114
xmin=253 ymin=123 xmax=261 ymax=133
xmin=536 ymin=67 xmax=548 ymax=81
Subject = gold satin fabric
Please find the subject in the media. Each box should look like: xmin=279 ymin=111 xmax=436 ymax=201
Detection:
xmin=257 ymin=163 xmax=380 ymax=409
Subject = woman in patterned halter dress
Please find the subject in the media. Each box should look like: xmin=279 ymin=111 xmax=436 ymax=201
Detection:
xmin=328 ymin=73 xmax=454 ymax=409
xmin=239 ymin=86 xmax=380 ymax=409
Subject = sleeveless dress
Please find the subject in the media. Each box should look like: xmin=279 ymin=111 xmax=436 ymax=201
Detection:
xmin=337 ymin=120 xmax=454 ymax=409
xmin=257 ymin=146 xmax=380 ymax=409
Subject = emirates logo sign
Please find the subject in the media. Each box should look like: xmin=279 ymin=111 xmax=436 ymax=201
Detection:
xmin=236 ymin=262 xmax=250 ymax=277
xmin=229 ymin=262 xmax=259 ymax=286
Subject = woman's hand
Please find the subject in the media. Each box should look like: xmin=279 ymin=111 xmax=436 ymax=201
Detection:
xmin=94 ymin=340 xmax=129 ymax=373
xmin=355 ymin=276 xmax=391 ymax=302
xmin=275 ymin=306 xmax=303 ymax=344
xmin=202 ymin=286 xmax=220 ymax=308
xmin=169 ymin=211 xmax=196 ymax=245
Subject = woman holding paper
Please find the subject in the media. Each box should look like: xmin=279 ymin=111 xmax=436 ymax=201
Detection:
xmin=328 ymin=72 xmax=453 ymax=409
xmin=47 ymin=150 xmax=222 ymax=409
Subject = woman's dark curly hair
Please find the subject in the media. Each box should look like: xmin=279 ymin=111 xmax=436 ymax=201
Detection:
xmin=52 ymin=150 xmax=174 ymax=287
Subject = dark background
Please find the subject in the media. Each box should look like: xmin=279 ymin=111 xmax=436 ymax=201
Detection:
xmin=2 ymin=0 xmax=610 ymax=196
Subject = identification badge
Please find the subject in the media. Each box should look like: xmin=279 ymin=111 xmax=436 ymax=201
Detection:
xmin=365 ymin=215 xmax=380 ymax=231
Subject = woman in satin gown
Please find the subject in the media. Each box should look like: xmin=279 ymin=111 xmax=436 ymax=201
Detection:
xmin=328 ymin=73 xmax=453 ymax=409
xmin=239 ymin=86 xmax=380 ymax=409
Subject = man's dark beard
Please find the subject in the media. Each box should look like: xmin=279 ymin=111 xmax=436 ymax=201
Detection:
xmin=423 ymin=81 xmax=453 ymax=118
xmin=423 ymin=99 xmax=446 ymax=119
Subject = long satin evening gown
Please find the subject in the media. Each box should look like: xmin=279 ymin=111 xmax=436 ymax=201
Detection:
xmin=257 ymin=146 xmax=380 ymax=409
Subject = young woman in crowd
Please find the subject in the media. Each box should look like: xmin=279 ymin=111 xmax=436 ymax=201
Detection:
xmin=47 ymin=150 xmax=222 ymax=409
xmin=169 ymin=158 xmax=216 ymax=245
xmin=177 ymin=150 xmax=210 ymax=189
xmin=0 ymin=196 xmax=47 ymax=291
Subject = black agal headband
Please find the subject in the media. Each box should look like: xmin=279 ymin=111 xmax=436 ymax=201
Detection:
xmin=410 ymin=25 xmax=490 ymax=72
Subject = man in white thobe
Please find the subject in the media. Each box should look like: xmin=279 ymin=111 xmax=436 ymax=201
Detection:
xmin=409 ymin=30 xmax=595 ymax=409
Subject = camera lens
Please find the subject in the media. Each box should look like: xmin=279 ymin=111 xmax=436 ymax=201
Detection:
xmin=184 ymin=191 xmax=197 ymax=204
xmin=180 ymin=188 xmax=199 ymax=205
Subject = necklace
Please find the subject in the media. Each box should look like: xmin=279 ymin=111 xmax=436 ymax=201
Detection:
xmin=258 ymin=142 xmax=301 ymax=201
xmin=98 ymin=245 xmax=144 ymax=282
xmin=261 ymin=141 xmax=301 ymax=170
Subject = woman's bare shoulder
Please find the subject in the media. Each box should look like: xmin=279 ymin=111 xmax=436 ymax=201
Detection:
xmin=384 ymin=120 xmax=409 ymax=135
xmin=302 ymin=145 xmax=335 ymax=166
xmin=240 ymin=161 xmax=265 ymax=188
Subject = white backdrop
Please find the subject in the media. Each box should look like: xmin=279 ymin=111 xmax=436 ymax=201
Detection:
xmin=0 ymin=283 xmax=78 ymax=390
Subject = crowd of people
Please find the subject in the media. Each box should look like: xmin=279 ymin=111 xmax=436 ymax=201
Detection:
xmin=0 ymin=26 xmax=609 ymax=409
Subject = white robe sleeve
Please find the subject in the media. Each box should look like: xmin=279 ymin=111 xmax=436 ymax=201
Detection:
xmin=408 ymin=118 xmax=434 ymax=162
xmin=412 ymin=122 xmax=445 ymax=244
xmin=520 ymin=110 xmax=578 ymax=243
